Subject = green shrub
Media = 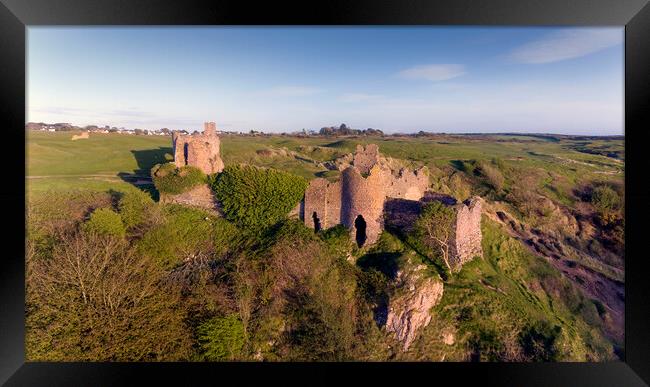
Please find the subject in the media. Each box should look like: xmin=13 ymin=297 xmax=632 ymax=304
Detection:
xmin=118 ymin=189 xmax=155 ymax=229
xmin=591 ymin=185 xmax=621 ymax=223
xmin=211 ymin=165 xmax=308 ymax=229
xmin=82 ymin=208 xmax=126 ymax=238
xmin=519 ymin=320 xmax=562 ymax=361
xmin=197 ymin=314 xmax=246 ymax=361
xmin=136 ymin=205 xmax=216 ymax=269
xmin=151 ymin=163 xmax=206 ymax=195
xmin=319 ymin=225 xmax=354 ymax=258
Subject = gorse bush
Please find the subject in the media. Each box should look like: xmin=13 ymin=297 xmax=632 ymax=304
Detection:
xmin=211 ymin=165 xmax=308 ymax=229
xmin=590 ymin=185 xmax=621 ymax=223
xmin=82 ymin=208 xmax=126 ymax=238
xmin=151 ymin=163 xmax=207 ymax=195
xmin=118 ymin=189 xmax=155 ymax=229
xmin=197 ymin=314 xmax=246 ymax=361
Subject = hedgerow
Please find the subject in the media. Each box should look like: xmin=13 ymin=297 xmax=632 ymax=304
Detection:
xmin=151 ymin=163 xmax=207 ymax=195
xmin=210 ymin=165 xmax=308 ymax=229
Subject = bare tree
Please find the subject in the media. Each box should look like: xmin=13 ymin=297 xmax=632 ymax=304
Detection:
xmin=412 ymin=201 xmax=456 ymax=271
xmin=26 ymin=231 xmax=193 ymax=361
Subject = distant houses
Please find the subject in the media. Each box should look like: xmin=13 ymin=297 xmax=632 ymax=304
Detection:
xmin=26 ymin=122 xmax=173 ymax=136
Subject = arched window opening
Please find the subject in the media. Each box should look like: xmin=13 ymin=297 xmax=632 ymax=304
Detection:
xmin=354 ymin=215 xmax=367 ymax=247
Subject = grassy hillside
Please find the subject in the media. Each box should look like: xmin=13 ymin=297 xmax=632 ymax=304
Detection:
xmin=25 ymin=130 xmax=624 ymax=361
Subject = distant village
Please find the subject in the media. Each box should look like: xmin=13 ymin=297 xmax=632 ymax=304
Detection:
xmin=25 ymin=122 xmax=386 ymax=138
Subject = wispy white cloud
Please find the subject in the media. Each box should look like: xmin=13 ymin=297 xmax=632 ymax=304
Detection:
xmin=509 ymin=28 xmax=622 ymax=64
xmin=338 ymin=93 xmax=385 ymax=103
xmin=251 ymin=86 xmax=323 ymax=97
xmin=397 ymin=64 xmax=465 ymax=81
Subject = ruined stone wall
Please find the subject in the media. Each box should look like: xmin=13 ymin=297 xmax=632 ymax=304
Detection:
xmin=352 ymin=144 xmax=380 ymax=175
xmin=304 ymin=179 xmax=343 ymax=230
xmin=384 ymin=167 xmax=430 ymax=200
xmin=341 ymin=166 xmax=386 ymax=246
xmin=450 ymin=197 xmax=483 ymax=269
xmin=71 ymin=131 xmax=89 ymax=141
xmin=172 ymin=122 xmax=224 ymax=175
xmin=302 ymin=143 xmax=435 ymax=248
xmin=159 ymin=183 xmax=220 ymax=214
xmin=304 ymin=178 xmax=330 ymax=230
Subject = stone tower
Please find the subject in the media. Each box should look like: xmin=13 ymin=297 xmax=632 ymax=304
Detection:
xmin=172 ymin=122 xmax=224 ymax=175
xmin=304 ymin=144 xmax=430 ymax=247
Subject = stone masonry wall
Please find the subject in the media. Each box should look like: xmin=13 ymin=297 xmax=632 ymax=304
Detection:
xmin=159 ymin=183 xmax=220 ymax=214
xmin=450 ymin=197 xmax=483 ymax=270
xmin=172 ymin=122 xmax=224 ymax=175
xmin=352 ymin=144 xmax=380 ymax=175
xmin=303 ymin=144 xmax=432 ymax=247
xmin=341 ymin=166 xmax=386 ymax=246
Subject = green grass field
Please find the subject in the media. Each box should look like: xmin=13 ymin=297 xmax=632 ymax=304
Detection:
xmin=27 ymin=131 xmax=624 ymax=200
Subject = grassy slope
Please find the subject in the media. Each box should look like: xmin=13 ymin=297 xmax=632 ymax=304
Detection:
xmin=26 ymin=131 xmax=622 ymax=361
xmin=400 ymin=217 xmax=613 ymax=361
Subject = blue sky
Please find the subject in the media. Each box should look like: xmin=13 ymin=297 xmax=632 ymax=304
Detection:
xmin=27 ymin=27 xmax=623 ymax=135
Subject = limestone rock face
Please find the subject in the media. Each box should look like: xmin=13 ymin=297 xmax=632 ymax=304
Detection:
xmin=385 ymin=264 xmax=444 ymax=351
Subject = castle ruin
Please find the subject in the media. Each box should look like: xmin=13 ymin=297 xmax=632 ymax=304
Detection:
xmin=304 ymin=144 xmax=430 ymax=247
xmin=172 ymin=122 xmax=224 ymax=174
xmin=303 ymin=144 xmax=483 ymax=269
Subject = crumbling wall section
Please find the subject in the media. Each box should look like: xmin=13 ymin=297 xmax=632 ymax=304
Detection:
xmin=159 ymin=183 xmax=220 ymax=214
xmin=352 ymin=144 xmax=380 ymax=175
xmin=450 ymin=197 xmax=483 ymax=269
xmin=172 ymin=122 xmax=224 ymax=175
xmin=384 ymin=167 xmax=430 ymax=200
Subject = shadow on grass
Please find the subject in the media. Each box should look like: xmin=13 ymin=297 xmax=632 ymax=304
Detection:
xmin=117 ymin=147 xmax=171 ymax=201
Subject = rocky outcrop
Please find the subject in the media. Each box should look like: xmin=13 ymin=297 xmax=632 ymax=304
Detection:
xmin=385 ymin=264 xmax=444 ymax=351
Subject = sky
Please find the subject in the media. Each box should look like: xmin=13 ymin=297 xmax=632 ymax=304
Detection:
xmin=27 ymin=27 xmax=624 ymax=135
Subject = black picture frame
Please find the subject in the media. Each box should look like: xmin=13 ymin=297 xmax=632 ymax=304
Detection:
xmin=1 ymin=0 xmax=649 ymax=385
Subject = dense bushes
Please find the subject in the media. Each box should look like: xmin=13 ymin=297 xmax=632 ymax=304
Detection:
xmin=26 ymin=232 xmax=192 ymax=361
xmin=136 ymin=205 xmax=220 ymax=270
xmin=590 ymin=185 xmax=622 ymax=224
xmin=82 ymin=208 xmax=126 ymax=238
xmin=118 ymin=188 xmax=155 ymax=229
xmin=518 ymin=320 xmax=562 ymax=361
xmin=211 ymin=165 xmax=308 ymax=229
xmin=26 ymin=181 xmax=618 ymax=362
xmin=151 ymin=163 xmax=207 ymax=195
xmin=197 ymin=314 xmax=246 ymax=361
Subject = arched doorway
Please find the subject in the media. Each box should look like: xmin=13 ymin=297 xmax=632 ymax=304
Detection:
xmin=354 ymin=215 xmax=367 ymax=247
xmin=312 ymin=212 xmax=321 ymax=232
